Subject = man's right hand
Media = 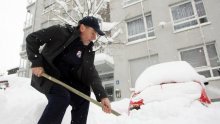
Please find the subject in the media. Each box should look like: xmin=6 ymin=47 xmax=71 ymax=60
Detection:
xmin=101 ymin=98 xmax=111 ymax=114
xmin=32 ymin=67 xmax=44 ymax=77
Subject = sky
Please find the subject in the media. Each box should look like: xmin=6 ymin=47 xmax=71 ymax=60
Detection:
xmin=0 ymin=0 xmax=27 ymax=73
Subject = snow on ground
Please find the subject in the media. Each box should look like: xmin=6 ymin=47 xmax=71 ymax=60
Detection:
xmin=1 ymin=66 xmax=220 ymax=124
xmin=0 ymin=75 xmax=46 ymax=124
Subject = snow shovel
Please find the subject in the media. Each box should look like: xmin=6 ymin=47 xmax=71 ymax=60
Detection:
xmin=42 ymin=73 xmax=121 ymax=116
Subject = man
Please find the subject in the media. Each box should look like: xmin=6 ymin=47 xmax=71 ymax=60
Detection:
xmin=26 ymin=16 xmax=111 ymax=124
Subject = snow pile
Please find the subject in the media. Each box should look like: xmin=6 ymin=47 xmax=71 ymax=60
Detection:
xmin=1 ymin=74 xmax=220 ymax=124
xmin=126 ymin=99 xmax=220 ymax=124
xmin=135 ymin=61 xmax=206 ymax=92
xmin=0 ymin=75 xmax=46 ymax=124
xmin=134 ymin=81 xmax=202 ymax=104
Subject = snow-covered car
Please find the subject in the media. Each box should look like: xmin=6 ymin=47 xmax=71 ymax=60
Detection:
xmin=129 ymin=61 xmax=211 ymax=111
xmin=0 ymin=80 xmax=9 ymax=89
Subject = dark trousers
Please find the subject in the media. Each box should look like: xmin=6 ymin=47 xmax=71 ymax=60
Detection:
xmin=38 ymin=83 xmax=90 ymax=124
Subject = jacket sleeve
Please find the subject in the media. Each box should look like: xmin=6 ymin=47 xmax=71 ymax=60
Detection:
xmin=90 ymin=65 xmax=108 ymax=102
xmin=26 ymin=25 xmax=59 ymax=67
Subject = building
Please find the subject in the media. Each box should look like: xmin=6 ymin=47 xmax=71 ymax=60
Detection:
xmin=110 ymin=0 xmax=220 ymax=100
xmin=19 ymin=0 xmax=115 ymax=101
xmin=19 ymin=0 xmax=220 ymax=101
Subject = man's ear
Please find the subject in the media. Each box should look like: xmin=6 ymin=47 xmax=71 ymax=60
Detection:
xmin=79 ymin=24 xmax=86 ymax=33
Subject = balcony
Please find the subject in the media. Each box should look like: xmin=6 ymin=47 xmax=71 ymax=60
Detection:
xmin=94 ymin=53 xmax=114 ymax=74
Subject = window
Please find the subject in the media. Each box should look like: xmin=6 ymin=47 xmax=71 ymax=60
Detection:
xmin=170 ymin=0 xmax=208 ymax=31
xmin=127 ymin=14 xmax=155 ymax=42
xmin=24 ymin=11 xmax=33 ymax=28
xmin=123 ymin=0 xmax=141 ymax=7
xmin=180 ymin=43 xmax=220 ymax=78
xmin=105 ymin=83 xmax=114 ymax=101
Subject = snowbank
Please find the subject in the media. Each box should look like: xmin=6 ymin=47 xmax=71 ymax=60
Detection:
xmin=1 ymin=75 xmax=220 ymax=124
xmin=0 ymin=75 xmax=46 ymax=124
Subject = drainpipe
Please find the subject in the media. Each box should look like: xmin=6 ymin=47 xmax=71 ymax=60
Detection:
xmin=191 ymin=0 xmax=211 ymax=70
xmin=140 ymin=0 xmax=151 ymax=64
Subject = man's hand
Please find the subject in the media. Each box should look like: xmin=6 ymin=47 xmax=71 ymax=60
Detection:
xmin=101 ymin=98 xmax=111 ymax=114
xmin=32 ymin=67 xmax=44 ymax=77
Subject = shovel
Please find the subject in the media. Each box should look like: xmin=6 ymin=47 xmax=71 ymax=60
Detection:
xmin=42 ymin=73 xmax=121 ymax=116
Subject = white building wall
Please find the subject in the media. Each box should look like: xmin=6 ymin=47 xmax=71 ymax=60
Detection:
xmin=110 ymin=0 xmax=220 ymax=99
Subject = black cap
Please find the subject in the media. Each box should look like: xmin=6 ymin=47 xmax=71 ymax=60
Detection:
xmin=79 ymin=16 xmax=105 ymax=36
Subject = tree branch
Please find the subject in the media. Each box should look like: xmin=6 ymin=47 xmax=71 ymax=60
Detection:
xmin=92 ymin=0 xmax=104 ymax=16
xmin=73 ymin=0 xmax=84 ymax=17
xmin=56 ymin=0 xmax=78 ymax=23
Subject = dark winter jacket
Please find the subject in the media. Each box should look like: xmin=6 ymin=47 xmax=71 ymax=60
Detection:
xmin=26 ymin=24 xmax=107 ymax=102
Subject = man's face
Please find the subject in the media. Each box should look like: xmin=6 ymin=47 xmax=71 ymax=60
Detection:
xmin=80 ymin=24 xmax=98 ymax=45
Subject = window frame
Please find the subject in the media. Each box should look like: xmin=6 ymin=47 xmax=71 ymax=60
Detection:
xmin=123 ymin=0 xmax=142 ymax=8
xmin=126 ymin=14 xmax=155 ymax=43
xmin=179 ymin=42 xmax=220 ymax=79
xmin=169 ymin=0 xmax=209 ymax=33
xmin=24 ymin=11 xmax=33 ymax=28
